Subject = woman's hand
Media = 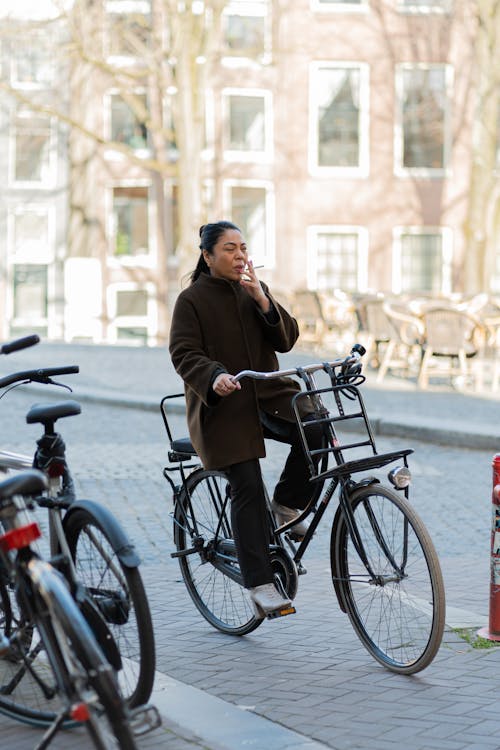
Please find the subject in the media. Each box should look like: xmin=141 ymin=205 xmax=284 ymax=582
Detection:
xmin=212 ymin=373 xmax=241 ymax=397
xmin=240 ymin=260 xmax=270 ymax=313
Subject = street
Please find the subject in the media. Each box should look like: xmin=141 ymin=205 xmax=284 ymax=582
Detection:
xmin=0 ymin=380 xmax=497 ymax=749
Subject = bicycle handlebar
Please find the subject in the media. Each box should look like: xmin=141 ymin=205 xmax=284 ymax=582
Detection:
xmin=0 ymin=335 xmax=40 ymax=355
xmin=232 ymin=344 xmax=366 ymax=383
xmin=0 ymin=366 xmax=80 ymax=389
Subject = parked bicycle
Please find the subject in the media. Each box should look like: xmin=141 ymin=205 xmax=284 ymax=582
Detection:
xmin=0 ymin=467 xmax=139 ymax=748
xmin=0 ymin=337 xmax=156 ymax=710
xmin=162 ymin=344 xmax=445 ymax=675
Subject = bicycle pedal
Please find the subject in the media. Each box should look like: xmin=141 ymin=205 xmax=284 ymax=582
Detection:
xmin=266 ymin=605 xmax=296 ymax=620
xmin=129 ymin=703 xmax=162 ymax=736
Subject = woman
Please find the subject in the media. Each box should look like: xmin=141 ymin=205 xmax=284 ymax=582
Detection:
xmin=169 ymin=221 xmax=321 ymax=618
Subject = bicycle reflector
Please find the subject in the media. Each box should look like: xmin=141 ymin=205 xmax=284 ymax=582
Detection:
xmin=0 ymin=522 xmax=42 ymax=551
xmin=388 ymin=466 xmax=411 ymax=490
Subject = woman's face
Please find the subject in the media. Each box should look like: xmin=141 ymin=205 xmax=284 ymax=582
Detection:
xmin=203 ymin=229 xmax=248 ymax=282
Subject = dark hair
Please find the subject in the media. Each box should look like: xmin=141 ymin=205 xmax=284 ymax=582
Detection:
xmin=190 ymin=221 xmax=241 ymax=283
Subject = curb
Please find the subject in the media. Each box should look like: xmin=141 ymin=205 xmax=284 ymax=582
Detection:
xmin=19 ymin=383 xmax=500 ymax=450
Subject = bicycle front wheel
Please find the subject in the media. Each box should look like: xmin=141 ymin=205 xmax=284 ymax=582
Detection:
xmin=332 ymin=484 xmax=445 ymax=674
xmin=174 ymin=469 xmax=261 ymax=636
xmin=64 ymin=509 xmax=155 ymax=708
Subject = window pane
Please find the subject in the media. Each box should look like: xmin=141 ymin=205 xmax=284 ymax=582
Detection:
xmin=117 ymin=326 xmax=148 ymax=344
xmin=111 ymin=95 xmax=147 ymax=148
xmin=400 ymin=0 xmax=449 ymax=7
xmin=14 ymin=110 xmax=51 ymax=182
xmin=317 ymin=67 xmax=360 ymax=167
xmin=316 ymin=233 xmax=359 ymax=291
xmin=228 ymin=95 xmax=265 ymax=151
xmin=13 ymin=211 xmax=49 ymax=254
xmin=113 ymin=186 xmax=149 ymax=256
xmin=13 ymin=265 xmax=48 ymax=319
xmin=11 ymin=35 xmax=53 ymax=85
xmin=400 ymin=233 xmax=442 ymax=292
xmin=402 ymin=67 xmax=447 ymax=169
xmin=116 ymin=289 xmax=148 ymax=316
xmin=224 ymin=14 xmax=265 ymax=56
xmin=230 ymin=186 xmax=266 ymax=262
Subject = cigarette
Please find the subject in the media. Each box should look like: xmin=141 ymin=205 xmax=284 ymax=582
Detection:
xmin=252 ymin=264 xmax=264 ymax=269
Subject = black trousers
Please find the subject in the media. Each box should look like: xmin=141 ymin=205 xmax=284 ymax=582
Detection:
xmin=223 ymin=414 xmax=323 ymax=589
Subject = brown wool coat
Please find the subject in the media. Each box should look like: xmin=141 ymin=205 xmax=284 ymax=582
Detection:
xmin=169 ymin=273 xmax=306 ymax=470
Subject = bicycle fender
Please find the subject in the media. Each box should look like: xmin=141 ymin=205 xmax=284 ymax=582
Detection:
xmin=330 ymin=505 xmax=347 ymax=614
xmin=63 ymin=499 xmax=141 ymax=568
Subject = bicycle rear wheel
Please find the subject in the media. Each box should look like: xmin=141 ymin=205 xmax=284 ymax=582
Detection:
xmin=174 ymin=469 xmax=261 ymax=636
xmin=64 ymin=509 xmax=155 ymax=708
xmin=0 ymin=576 xmax=64 ymax=726
xmin=331 ymin=483 xmax=445 ymax=674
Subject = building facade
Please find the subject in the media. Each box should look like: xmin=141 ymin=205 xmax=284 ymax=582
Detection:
xmin=0 ymin=0 xmax=496 ymax=344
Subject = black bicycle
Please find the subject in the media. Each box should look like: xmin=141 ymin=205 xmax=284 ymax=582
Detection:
xmin=0 ymin=468 xmax=139 ymax=749
xmin=0 ymin=336 xmax=155 ymax=709
xmin=162 ymin=344 xmax=445 ymax=675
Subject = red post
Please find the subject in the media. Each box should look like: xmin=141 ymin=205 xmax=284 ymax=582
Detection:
xmin=478 ymin=453 xmax=500 ymax=641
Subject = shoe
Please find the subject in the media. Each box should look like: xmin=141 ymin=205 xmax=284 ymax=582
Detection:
xmin=271 ymin=500 xmax=309 ymax=538
xmin=249 ymin=583 xmax=294 ymax=619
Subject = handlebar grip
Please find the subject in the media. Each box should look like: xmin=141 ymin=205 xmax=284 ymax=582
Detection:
xmin=351 ymin=343 xmax=366 ymax=358
xmin=1 ymin=335 xmax=40 ymax=355
xmin=38 ymin=366 xmax=80 ymax=376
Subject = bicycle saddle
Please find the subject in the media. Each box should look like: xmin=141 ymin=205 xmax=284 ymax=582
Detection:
xmin=26 ymin=400 xmax=82 ymax=426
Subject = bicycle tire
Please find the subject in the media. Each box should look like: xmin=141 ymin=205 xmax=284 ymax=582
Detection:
xmin=0 ymin=570 xmax=69 ymax=727
xmin=174 ymin=469 xmax=262 ymax=636
xmin=64 ymin=508 xmax=155 ymax=708
xmin=332 ymin=483 xmax=445 ymax=674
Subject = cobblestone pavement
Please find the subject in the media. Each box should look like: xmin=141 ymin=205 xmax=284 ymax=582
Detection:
xmin=0 ymin=343 xmax=499 ymax=749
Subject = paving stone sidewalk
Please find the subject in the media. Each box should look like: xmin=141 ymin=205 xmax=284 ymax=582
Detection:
xmin=1 ymin=341 xmax=500 ymax=750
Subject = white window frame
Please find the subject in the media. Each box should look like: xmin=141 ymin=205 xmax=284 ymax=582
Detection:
xmin=222 ymin=0 xmax=272 ymax=66
xmin=106 ymin=180 xmax=156 ymax=268
xmin=104 ymin=2 xmax=152 ymax=64
xmin=397 ymin=0 xmax=451 ymax=14
xmin=392 ymin=226 xmax=453 ymax=294
xmin=9 ymin=107 xmax=57 ymax=188
xmin=306 ymin=225 xmax=368 ymax=291
xmin=107 ymin=281 xmax=158 ymax=346
xmin=222 ymin=88 xmax=273 ymax=163
xmin=394 ymin=63 xmax=453 ymax=178
xmin=223 ymin=179 xmax=275 ymax=268
xmin=309 ymin=61 xmax=370 ymax=177
xmin=310 ymin=0 xmax=368 ymax=12
xmin=7 ymin=205 xmax=55 ymax=263
xmin=9 ymin=31 xmax=55 ymax=89
xmin=6 ymin=261 xmax=56 ymax=337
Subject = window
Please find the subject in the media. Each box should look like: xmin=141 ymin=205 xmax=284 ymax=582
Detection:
xmin=13 ymin=264 xmax=48 ymax=322
xmin=10 ymin=33 xmax=53 ymax=86
xmin=12 ymin=210 xmax=49 ymax=256
xmin=311 ymin=0 xmax=367 ymax=9
xmin=396 ymin=64 xmax=451 ymax=174
xmin=226 ymin=183 xmax=273 ymax=266
xmin=223 ymin=90 xmax=271 ymax=159
xmin=310 ymin=63 xmax=369 ymax=174
xmin=393 ymin=228 xmax=452 ymax=293
xmin=108 ymin=282 xmax=155 ymax=345
xmin=116 ymin=289 xmax=148 ymax=316
xmin=110 ymin=94 xmax=148 ymax=149
xmin=112 ymin=186 xmax=149 ymax=257
xmin=223 ymin=0 xmax=268 ymax=59
xmin=12 ymin=108 xmax=53 ymax=183
xmin=398 ymin=0 xmax=451 ymax=12
xmin=307 ymin=227 xmax=367 ymax=291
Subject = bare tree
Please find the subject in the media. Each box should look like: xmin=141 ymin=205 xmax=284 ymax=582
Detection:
xmin=0 ymin=0 xmax=226 ymax=340
xmin=463 ymin=0 xmax=500 ymax=293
